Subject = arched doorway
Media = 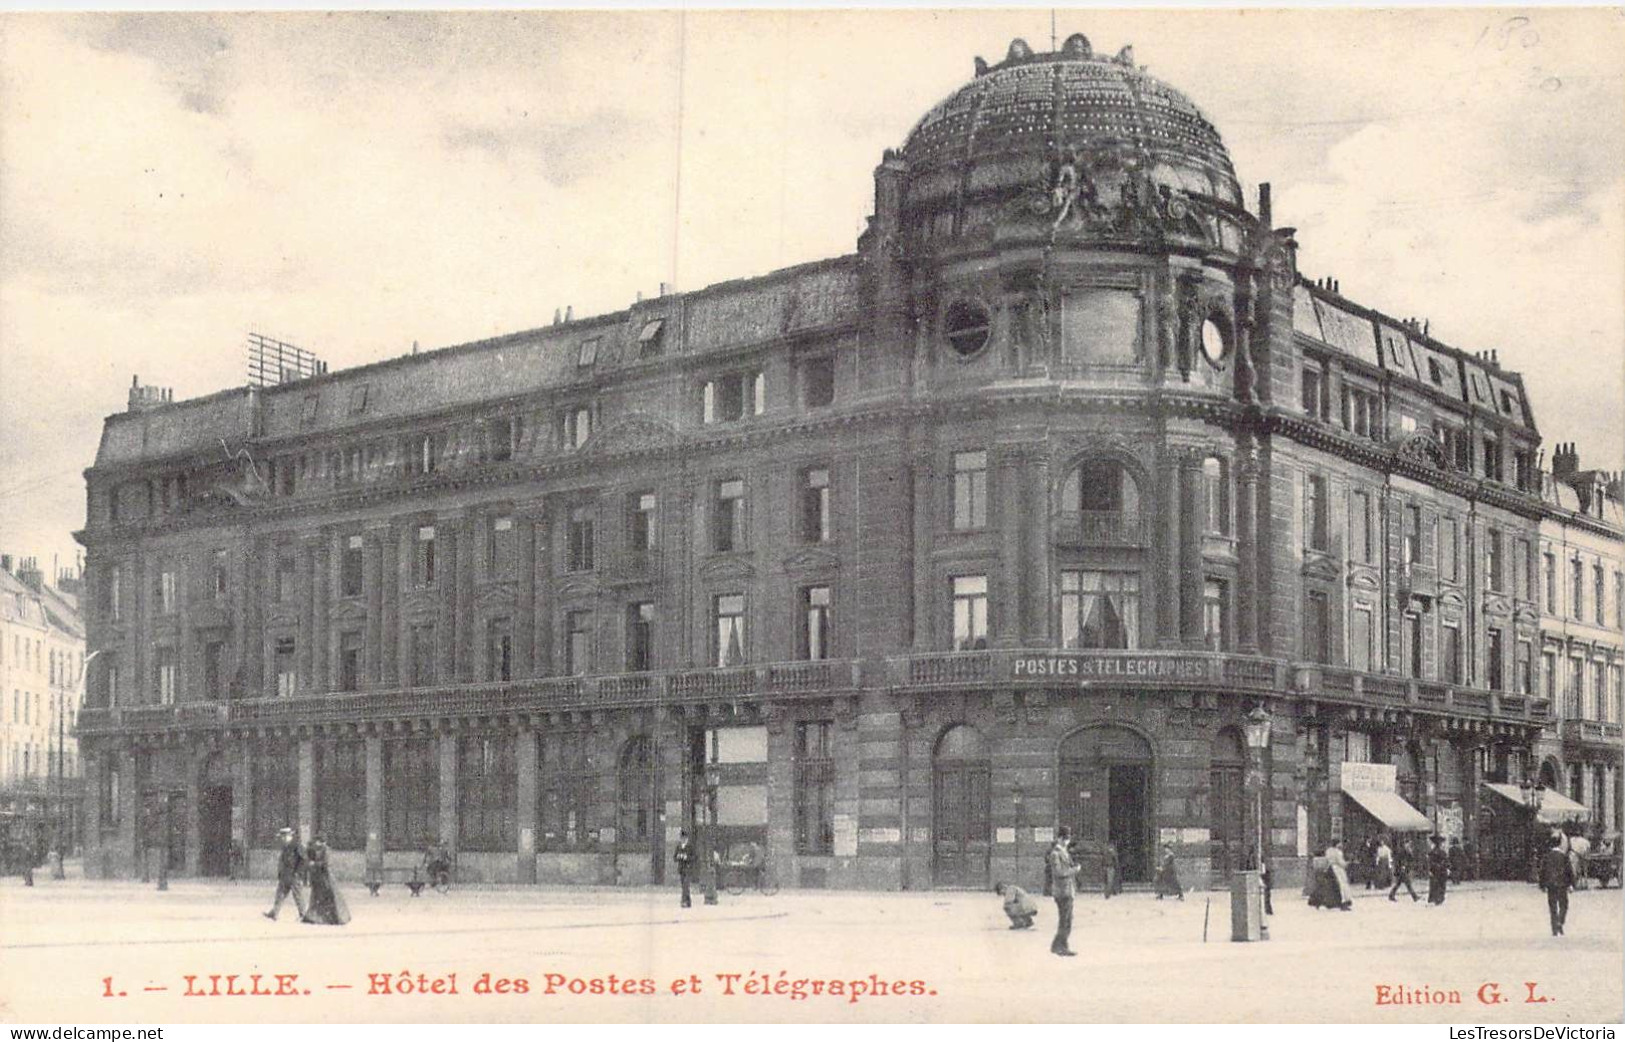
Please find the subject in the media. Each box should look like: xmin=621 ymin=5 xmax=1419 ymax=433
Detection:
xmin=1538 ymin=757 xmax=1560 ymax=792
xmin=932 ymin=725 xmax=990 ymax=888
xmin=618 ymin=736 xmax=662 ymax=883
xmin=1059 ymin=725 xmax=1154 ymax=882
xmin=1209 ymin=727 xmax=1246 ymax=881
xmin=197 ymin=750 xmax=233 ymax=877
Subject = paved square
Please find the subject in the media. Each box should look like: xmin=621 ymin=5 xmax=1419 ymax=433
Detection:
xmin=1 ymin=876 xmax=1619 ymax=1023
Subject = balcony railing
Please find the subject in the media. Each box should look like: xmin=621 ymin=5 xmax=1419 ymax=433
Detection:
xmin=1559 ymin=718 xmax=1623 ymax=745
xmin=1054 ymin=510 xmax=1144 ymax=547
xmin=600 ymin=547 xmax=664 ymax=584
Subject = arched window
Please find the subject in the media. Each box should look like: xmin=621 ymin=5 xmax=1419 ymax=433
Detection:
xmin=617 ymin=736 xmax=657 ymax=847
xmin=935 ymin=724 xmax=987 ymax=761
xmin=933 ymin=726 xmax=990 ymax=887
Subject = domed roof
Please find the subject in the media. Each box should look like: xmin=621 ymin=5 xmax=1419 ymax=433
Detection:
xmin=902 ymin=35 xmax=1240 ymax=206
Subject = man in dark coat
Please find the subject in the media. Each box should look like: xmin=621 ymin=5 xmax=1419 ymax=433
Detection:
xmin=263 ymin=827 xmax=307 ymax=921
xmin=1047 ymin=827 xmax=1079 ymax=957
xmin=1538 ymin=834 xmax=1574 ymax=936
xmin=1389 ymin=837 xmax=1421 ymax=902
xmin=1426 ymin=834 xmax=1450 ymax=905
xmin=674 ymin=829 xmax=695 ymax=908
xmin=1449 ymin=837 xmax=1467 ymax=882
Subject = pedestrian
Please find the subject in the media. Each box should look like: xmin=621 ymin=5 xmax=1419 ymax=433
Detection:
xmin=263 ymin=827 xmax=308 ymax=921
xmin=1046 ymin=827 xmax=1079 ymax=957
xmin=1463 ymin=838 xmax=1479 ymax=882
xmin=1375 ymin=836 xmax=1394 ymax=890
xmin=1426 ymin=834 xmax=1449 ymax=905
xmin=1449 ymin=837 xmax=1467 ymax=883
xmin=1260 ymin=854 xmax=1274 ymax=915
xmin=1362 ymin=836 xmax=1379 ymax=889
xmin=674 ymin=828 xmax=695 ymax=908
xmin=1324 ymin=838 xmax=1354 ymax=910
xmin=300 ymin=837 xmax=350 ymax=926
xmin=1388 ymin=837 xmax=1421 ymax=902
xmin=1102 ymin=841 xmax=1121 ymax=899
xmin=994 ymin=880 xmax=1038 ymax=930
xmin=1538 ymin=833 xmax=1573 ymax=936
xmin=1154 ymin=843 xmax=1184 ymax=900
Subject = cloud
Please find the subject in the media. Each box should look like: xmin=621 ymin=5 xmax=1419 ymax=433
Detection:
xmin=75 ymin=13 xmax=237 ymax=115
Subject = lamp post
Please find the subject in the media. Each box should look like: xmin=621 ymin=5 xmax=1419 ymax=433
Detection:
xmin=1243 ymin=705 xmax=1273 ymax=871
xmin=1232 ymin=704 xmax=1273 ymax=942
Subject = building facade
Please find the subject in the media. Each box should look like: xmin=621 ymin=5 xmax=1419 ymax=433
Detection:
xmin=1531 ymin=446 xmax=1623 ymax=843
xmin=1 ymin=556 xmax=86 ymax=863
xmin=77 ymin=36 xmax=1607 ymax=891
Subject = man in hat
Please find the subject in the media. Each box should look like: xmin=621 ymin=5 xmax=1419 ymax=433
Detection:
xmin=674 ymin=828 xmax=695 ymax=908
xmin=264 ymin=827 xmax=308 ymax=921
xmin=1426 ymin=834 xmax=1450 ymax=905
xmin=1538 ymin=833 xmax=1574 ymax=936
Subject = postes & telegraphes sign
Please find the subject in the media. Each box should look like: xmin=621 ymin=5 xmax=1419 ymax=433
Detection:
xmin=1013 ymin=653 xmax=1211 ymax=680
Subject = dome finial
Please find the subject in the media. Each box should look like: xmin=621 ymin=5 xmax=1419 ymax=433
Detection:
xmin=1063 ymin=33 xmax=1092 ymax=57
xmin=1007 ymin=38 xmax=1033 ymax=62
xmin=1114 ymin=44 xmax=1135 ymax=66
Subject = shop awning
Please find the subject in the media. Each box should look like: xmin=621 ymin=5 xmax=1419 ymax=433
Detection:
xmin=1343 ymin=787 xmax=1433 ymax=831
xmin=1483 ymin=783 xmax=1591 ymax=823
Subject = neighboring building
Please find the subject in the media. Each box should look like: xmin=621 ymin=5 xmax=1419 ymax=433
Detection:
xmin=1 ymin=556 xmax=86 ymax=862
xmin=1531 ymin=445 xmax=1623 ymax=839
xmin=78 ymin=35 xmax=1588 ymax=890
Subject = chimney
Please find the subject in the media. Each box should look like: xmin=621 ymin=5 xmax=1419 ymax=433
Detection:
xmin=565 ymin=306 xmax=574 ymax=322
xmin=0 ymin=554 xmax=12 ymax=575
xmin=16 ymin=557 xmax=43 ymax=593
xmin=658 ymin=282 xmax=672 ymax=297
xmin=1258 ymin=183 xmax=1272 ymax=228
xmin=553 ymin=308 xmax=562 ymax=326
xmin=127 ymin=375 xmax=172 ymax=413
xmin=1553 ymin=442 xmax=1580 ymax=481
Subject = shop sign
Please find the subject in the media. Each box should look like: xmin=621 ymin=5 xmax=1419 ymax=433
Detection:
xmin=1338 ymin=761 xmax=1398 ymax=792
xmin=1013 ymin=653 xmax=1211 ymax=680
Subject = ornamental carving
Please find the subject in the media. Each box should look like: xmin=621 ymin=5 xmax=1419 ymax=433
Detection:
xmin=1007 ymin=141 xmax=1216 ymax=245
xmin=582 ymin=413 xmax=679 ymax=457
xmin=1396 ymin=429 xmax=1447 ymax=469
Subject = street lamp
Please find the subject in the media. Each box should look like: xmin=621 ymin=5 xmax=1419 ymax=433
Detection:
xmin=51 ymin=649 xmax=103 ymax=881
xmin=1243 ymin=704 xmax=1273 ymax=872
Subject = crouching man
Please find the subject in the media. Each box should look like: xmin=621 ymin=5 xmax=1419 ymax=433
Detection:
xmin=995 ymin=880 xmax=1038 ymax=930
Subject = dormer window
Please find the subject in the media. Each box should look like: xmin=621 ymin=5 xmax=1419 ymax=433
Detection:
xmin=577 ymin=338 xmax=600 ymax=368
xmin=702 ymin=371 xmax=765 ymax=424
xmin=563 ymin=405 xmax=593 ymax=449
xmin=638 ymin=320 xmax=665 ymax=358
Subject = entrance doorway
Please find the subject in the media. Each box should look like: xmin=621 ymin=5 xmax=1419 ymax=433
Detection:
xmin=932 ymin=725 xmax=990 ymax=888
xmin=199 ymin=786 xmax=233 ymax=876
xmin=1059 ymin=725 xmax=1153 ymax=883
xmin=1209 ymin=727 xmax=1245 ymax=881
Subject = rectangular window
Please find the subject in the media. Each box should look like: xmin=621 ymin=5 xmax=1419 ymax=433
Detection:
xmin=625 ymin=603 xmax=654 ymax=673
xmin=250 ymin=739 xmax=297 ymax=845
xmin=457 ymin=735 xmax=516 ymax=852
xmin=1058 ymin=571 xmax=1142 ymax=650
xmin=406 ymin=433 xmax=440 ymax=477
xmin=801 ymin=585 xmax=833 ymax=661
xmin=382 ymin=738 xmax=439 ymax=851
xmin=567 ymin=508 xmax=595 ymax=572
xmin=488 ymin=515 xmax=515 ymax=577
xmin=1485 ymin=529 xmax=1503 ymax=593
xmin=485 ymin=618 xmax=512 ymax=682
xmin=1617 ymin=572 xmax=1624 ymax=629
xmin=1594 ymin=565 xmax=1607 ymax=625
xmin=540 ymin=732 xmax=594 ymax=851
xmin=1350 ymin=491 xmax=1371 ymax=563
xmin=203 ymin=640 xmax=226 ymax=699
xmin=1544 ymin=552 xmax=1557 ymax=613
xmin=157 ymin=567 xmax=177 ymax=615
xmin=1350 ymin=606 xmax=1373 ymax=673
xmin=1568 ymin=657 xmax=1585 ymax=718
xmin=409 ymin=624 xmax=436 ymax=687
xmin=338 ymin=631 xmax=362 ymax=692
xmin=801 ymin=467 xmax=831 ymax=544
xmin=1204 ymin=458 xmax=1230 ymax=536
xmin=564 ymin=406 xmax=593 ymax=448
xmin=1571 ymin=559 xmax=1585 ymax=619
xmin=314 ymin=740 xmax=366 ymax=850
xmin=276 ymin=550 xmax=297 ymax=602
xmin=1305 ymin=591 xmax=1330 ymax=664
xmin=1442 ymin=624 xmax=1462 ymax=685
xmin=714 ymin=479 xmax=746 ymax=552
xmin=1301 ymin=366 xmax=1325 ymax=419
xmin=952 ymin=450 xmax=988 ymax=530
xmin=702 ymin=372 xmax=765 ymax=424
xmin=803 ymin=357 xmax=836 ymax=409
xmin=1404 ymin=612 xmax=1422 ymax=678
xmin=1344 ymin=731 xmax=1373 ymax=763
xmin=1514 ymin=540 xmax=1530 ymax=601
xmin=1443 ymin=519 xmax=1461 ymax=581
xmin=487 ymin=417 xmax=518 ymax=463
xmin=100 ymin=764 xmax=121 ymax=827
xmin=106 ymin=565 xmax=123 ymax=622
xmin=1403 ymin=504 xmax=1421 ymax=567
xmin=1486 ymin=628 xmax=1505 ymax=692
xmin=638 ymin=319 xmax=665 ymax=357
xmin=566 ymin=611 xmax=593 ymax=676
xmin=155 ymin=647 xmax=177 ymax=705
xmin=1590 ymin=662 xmax=1606 ymax=720
xmin=274 ymin=637 xmax=297 ymax=697
xmin=415 ymin=525 xmax=437 ymax=587
xmin=340 ymin=535 xmax=364 ymax=597
xmin=951 ymin=575 xmax=990 ymax=651
xmin=1543 ymin=650 xmax=1557 ymax=700
xmin=106 ymin=661 xmax=121 ymax=708
xmin=1483 ymin=436 xmax=1502 ymax=482
xmin=627 ymin=492 xmax=657 ymax=552
xmin=210 ymin=550 xmax=230 ymax=602
xmin=577 ymin=337 xmax=599 ymax=368
xmin=1516 ymin=639 xmax=1533 ymax=695
xmin=1202 ymin=578 xmax=1228 ymax=650
xmin=794 ymin=721 xmax=835 ymax=855
xmin=715 ymin=594 xmax=746 ymax=666
xmin=1306 ymin=474 xmax=1329 ymax=551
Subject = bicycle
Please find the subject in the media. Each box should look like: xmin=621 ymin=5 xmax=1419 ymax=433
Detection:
xmin=722 ymin=861 xmax=781 ymax=897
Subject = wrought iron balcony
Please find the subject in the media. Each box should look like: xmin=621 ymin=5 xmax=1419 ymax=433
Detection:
xmin=1053 ymin=510 xmax=1144 ymax=547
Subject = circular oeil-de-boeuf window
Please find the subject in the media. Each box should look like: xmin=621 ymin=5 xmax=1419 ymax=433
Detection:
xmin=944 ymin=301 xmax=992 ymax=358
xmin=1200 ymin=316 xmax=1229 ymax=366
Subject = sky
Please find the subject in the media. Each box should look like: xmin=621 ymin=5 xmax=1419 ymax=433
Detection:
xmin=2 ymin=8 xmax=1622 ymax=577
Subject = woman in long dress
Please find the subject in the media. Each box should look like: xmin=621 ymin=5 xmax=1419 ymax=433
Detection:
xmin=1323 ymin=838 xmax=1354 ymax=910
xmin=1153 ymin=843 xmax=1184 ymax=900
xmin=301 ymin=838 xmax=351 ymax=926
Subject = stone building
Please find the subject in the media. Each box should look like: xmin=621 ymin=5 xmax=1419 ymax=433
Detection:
xmin=77 ymin=35 xmax=1588 ymax=890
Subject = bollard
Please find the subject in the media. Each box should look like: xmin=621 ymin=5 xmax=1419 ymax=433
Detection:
xmin=1229 ymin=869 xmax=1264 ymax=942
